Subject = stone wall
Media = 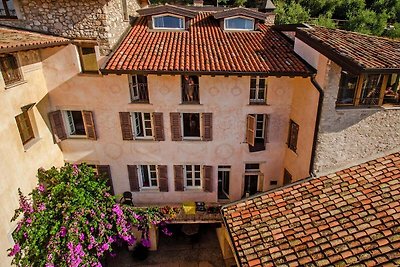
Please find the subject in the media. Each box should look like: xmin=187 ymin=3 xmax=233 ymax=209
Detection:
xmin=313 ymin=60 xmax=400 ymax=175
xmin=0 ymin=0 xmax=141 ymax=55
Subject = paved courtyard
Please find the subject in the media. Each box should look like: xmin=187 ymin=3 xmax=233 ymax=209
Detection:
xmin=108 ymin=224 xmax=226 ymax=267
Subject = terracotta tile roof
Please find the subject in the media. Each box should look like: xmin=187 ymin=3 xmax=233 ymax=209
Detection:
xmin=213 ymin=7 xmax=267 ymax=21
xmin=101 ymin=13 xmax=313 ymax=76
xmin=0 ymin=27 xmax=70 ymax=53
xmin=296 ymin=26 xmax=400 ymax=73
xmin=222 ymin=152 xmax=400 ymax=267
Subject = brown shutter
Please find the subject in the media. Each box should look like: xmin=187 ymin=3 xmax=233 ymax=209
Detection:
xmin=153 ymin=112 xmax=165 ymax=141
xmin=49 ymin=110 xmax=67 ymax=143
xmin=288 ymin=120 xmax=299 ymax=151
xmin=203 ymin=165 xmax=213 ymax=192
xmin=170 ymin=113 xmax=182 ymax=141
xmin=264 ymin=114 xmax=269 ymax=144
xmin=158 ymin=165 xmax=168 ymax=192
xmin=202 ymin=113 xmax=212 ymax=141
xmin=174 ymin=165 xmax=184 ymax=191
xmin=246 ymin=114 xmax=256 ymax=146
xmin=82 ymin=111 xmax=97 ymax=140
xmin=97 ymin=165 xmax=114 ymax=195
xmin=119 ymin=112 xmax=133 ymax=140
xmin=127 ymin=165 xmax=139 ymax=192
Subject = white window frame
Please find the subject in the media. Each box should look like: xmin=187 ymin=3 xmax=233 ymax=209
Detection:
xmin=250 ymin=76 xmax=267 ymax=103
xmin=255 ymin=114 xmax=266 ymax=139
xmin=63 ymin=110 xmax=86 ymax=137
xmin=131 ymin=112 xmax=153 ymax=139
xmin=138 ymin=165 xmax=158 ymax=189
xmin=152 ymin=14 xmax=185 ymax=30
xmin=184 ymin=164 xmax=202 ymax=189
xmin=128 ymin=74 xmax=148 ymax=102
xmin=181 ymin=112 xmax=201 ymax=140
xmin=224 ymin=16 xmax=255 ymax=31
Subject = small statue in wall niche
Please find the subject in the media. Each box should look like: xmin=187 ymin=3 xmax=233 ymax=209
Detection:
xmin=19 ymin=50 xmax=41 ymax=66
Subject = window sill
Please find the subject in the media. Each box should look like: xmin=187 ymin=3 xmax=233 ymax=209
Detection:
xmin=182 ymin=138 xmax=202 ymax=141
xmin=382 ymin=105 xmax=400 ymax=110
xmin=139 ymin=188 xmax=160 ymax=192
xmin=78 ymin=72 xmax=102 ymax=77
xmin=23 ymin=138 xmax=41 ymax=152
xmin=67 ymin=135 xmax=88 ymax=140
xmin=5 ymin=80 xmax=27 ymax=89
xmin=335 ymin=106 xmax=384 ymax=111
xmin=130 ymin=101 xmax=151 ymax=105
xmin=184 ymin=188 xmax=203 ymax=192
xmin=0 ymin=17 xmax=19 ymax=21
xmin=180 ymin=102 xmax=202 ymax=105
xmin=248 ymin=102 xmax=268 ymax=106
xmin=133 ymin=138 xmax=157 ymax=142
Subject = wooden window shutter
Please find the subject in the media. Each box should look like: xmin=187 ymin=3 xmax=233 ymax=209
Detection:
xmin=264 ymin=114 xmax=269 ymax=144
xmin=158 ymin=165 xmax=168 ymax=192
xmin=246 ymin=114 xmax=256 ymax=146
xmin=174 ymin=165 xmax=184 ymax=191
xmin=153 ymin=112 xmax=165 ymax=141
xmin=97 ymin=165 xmax=114 ymax=195
xmin=203 ymin=165 xmax=213 ymax=192
xmin=288 ymin=120 xmax=299 ymax=152
xmin=82 ymin=111 xmax=97 ymax=140
xmin=127 ymin=165 xmax=140 ymax=192
xmin=202 ymin=113 xmax=213 ymax=141
xmin=48 ymin=110 xmax=67 ymax=143
xmin=119 ymin=112 xmax=133 ymax=140
xmin=170 ymin=113 xmax=182 ymax=141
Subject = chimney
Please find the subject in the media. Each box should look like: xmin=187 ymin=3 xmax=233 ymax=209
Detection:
xmin=139 ymin=0 xmax=149 ymax=8
xmin=193 ymin=0 xmax=203 ymax=6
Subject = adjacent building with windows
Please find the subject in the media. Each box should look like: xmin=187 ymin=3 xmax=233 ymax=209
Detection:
xmin=293 ymin=26 xmax=400 ymax=175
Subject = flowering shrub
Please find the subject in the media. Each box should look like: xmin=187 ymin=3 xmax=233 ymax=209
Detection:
xmin=8 ymin=164 xmax=172 ymax=267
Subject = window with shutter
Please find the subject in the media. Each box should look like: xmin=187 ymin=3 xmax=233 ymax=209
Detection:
xmin=137 ymin=165 xmax=158 ymax=188
xmin=182 ymin=113 xmax=200 ymax=140
xmin=77 ymin=45 xmax=99 ymax=73
xmin=174 ymin=165 xmax=184 ymax=191
xmin=184 ymin=165 xmax=202 ymax=189
xmin=48 ymin=110 xmax=67 ymax=143
xmin=15 ymin=111 xmax=34 ymax=145
xmin=97 ymin=165 xmax=114 ymax=195
xmin=170 ymin=113 xmax=182 ymax=141
xmin=202 ymin=113 xmax=212 ymax=141
xmin=119 ymin=112 xmax=133 ymax=140
xmin=288 ymin=120 xmax=299 ymax=152
xmin=249 ymin=76 xmax=267 ymax=104
xmin=127 ymin=165 xmax=140 ymax=192
xmin=158 ymin=165 xmax=168 ymax=192
xmin=0 ymin=54 xmax=22 ymax=86
xmin=203 ymin=165 xmax=213 ymax=192
xmin=248 ymin=114 xmax=268 ymax=152
xmin=82 ymin=111 xmax=97 ymax=140
xmin=246 ymin=114 xmax=256 ymax=146
xmin=153 ymin=112 xmax=164 ymax=141
xmin=131 ymin=112 xmax=153 ymax=139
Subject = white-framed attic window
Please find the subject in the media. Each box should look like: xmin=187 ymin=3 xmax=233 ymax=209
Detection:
xmin=152 ymin=14 xmax=185 ymax=30
xmin=224 ymin=16 xmax=255 ymax=31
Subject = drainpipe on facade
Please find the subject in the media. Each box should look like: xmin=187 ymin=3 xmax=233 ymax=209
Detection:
xmin=309 ymin=75 xmax=324 ymax=177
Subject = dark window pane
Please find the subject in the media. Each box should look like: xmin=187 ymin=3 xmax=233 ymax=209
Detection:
xmin=383 ymin=74 xmax=400 ymax=105
xmin=245 ymin=163 xmax=259 ymax=171
xmin=337 ymin=71 xmax=358 ymax=105
xmin=141 ymin=165 xmax=150 ymax=187
xmin=218 ymin=167 xmax=230 ymax=200
xmin=183 ymin=113 xmax=200 ymax=137
xmin=194 ymin=180 xmax=201 ymax=186
xmin=359 ymin=74 xmax=383 ymax=106
xmin=70 ymin=111 xmax=86 ymax=136
xmin=182 ymin=75 xmax=199 ymax=103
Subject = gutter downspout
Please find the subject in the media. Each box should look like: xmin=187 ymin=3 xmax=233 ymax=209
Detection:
xmin=309 ymin=75 xmax=324 ymax=177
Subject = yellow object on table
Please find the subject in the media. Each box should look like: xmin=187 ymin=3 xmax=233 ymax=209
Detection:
xmin=182 ymin=201 xmax=196 ymax=215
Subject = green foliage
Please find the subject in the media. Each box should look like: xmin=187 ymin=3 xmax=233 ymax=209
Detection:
xmin=346 ymin=9 xmax=388 ymax=35
xmin=313 ymin=11 xmax=336 ymax=28
xmin=275 ymin=1 xmax=310 ymax=24
xmin=8 ymin=164 xmax=171 ymax=267
xmin=233 ymin=0 xmax=247 ymax=6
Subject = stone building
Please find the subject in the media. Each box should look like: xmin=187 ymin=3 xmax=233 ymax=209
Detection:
xmin=0 ymin=0 xmax=144 ymax=55
xmin=293 ymin=26 xmax=400 ymax=175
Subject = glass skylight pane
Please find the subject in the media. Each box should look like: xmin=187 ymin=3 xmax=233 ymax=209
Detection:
xmin=154 ymin=15 xmax=184 ymax=29
xmin=225 ymin=17 xmax=254 ymax=30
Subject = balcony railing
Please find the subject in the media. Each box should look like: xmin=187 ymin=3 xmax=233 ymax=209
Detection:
xmin=130 ymin=83 xmax=149 ymax=103
xmin=182 ymin=84 xmax=199 ymax=103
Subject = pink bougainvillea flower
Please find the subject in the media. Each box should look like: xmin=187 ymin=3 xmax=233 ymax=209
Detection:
xmin=8 ymin=244 xmax=20 ymax=256
xmin=60 ymin=226 xmax=67 ymax=237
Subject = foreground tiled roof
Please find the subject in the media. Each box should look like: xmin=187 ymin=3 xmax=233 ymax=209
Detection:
xmin=296 ymin=26 xmax=400 ymax=72
xmin=0 ymin=27 xmax=70 ymax=53
xmin=102 ymin=13 xmax=313 ymax=76
xmin=222 ymin=152 xmax=400 ymax=267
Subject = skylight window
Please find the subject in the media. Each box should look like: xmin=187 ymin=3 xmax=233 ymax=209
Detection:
xmin=224 ymin=17 xmax=254 ymax=31
xmin=153 ymin=15 xmax=184 ymax=30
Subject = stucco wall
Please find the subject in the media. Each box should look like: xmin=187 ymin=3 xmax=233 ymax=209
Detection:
xmin=42 ymin=45 xmax=315 ymax=204
xmin=0 ymin=50 xmax=64 ymax=266
xmin=0 ymin=0 xmax=141 ymax=55
xmin=311 ymin=53 xmax=400 ymax=175
xmin=284 ymin=78 xmax=319 ymax=181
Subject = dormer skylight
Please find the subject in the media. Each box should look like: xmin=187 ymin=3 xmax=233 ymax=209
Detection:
xmin=224 ymin=16 xmax=254 ymax=31
xmin=153 ymin=14 xmax=184 ymax=30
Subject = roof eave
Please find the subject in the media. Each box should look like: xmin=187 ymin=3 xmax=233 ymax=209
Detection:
xmin=99 ymin=68 xmax=314 ymax=77
xmin=0 ymin=40 xmax=71 ymax=54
